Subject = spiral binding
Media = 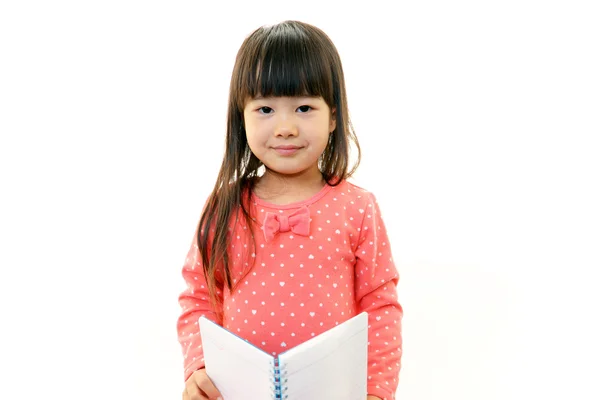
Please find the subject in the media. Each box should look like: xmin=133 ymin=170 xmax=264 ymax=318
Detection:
xmin=270 ymin=359 xmax=288 ymax=399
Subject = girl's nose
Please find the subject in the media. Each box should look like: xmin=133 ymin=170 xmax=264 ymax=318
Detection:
xmin=275 ymin=125 xmax=298 ymax=137
xmin=274 ymin=120 xmax=298 ymax=138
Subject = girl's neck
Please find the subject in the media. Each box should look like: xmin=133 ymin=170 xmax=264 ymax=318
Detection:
xmin=253 ymin=168 xmax=326 ymax=205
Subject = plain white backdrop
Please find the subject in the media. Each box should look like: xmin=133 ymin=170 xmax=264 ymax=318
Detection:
xmin=1 ymin=1 xmax=599 ymax=399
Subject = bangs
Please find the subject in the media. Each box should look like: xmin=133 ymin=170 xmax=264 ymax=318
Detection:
xmin=236 ymin=23 xmax=334 ymax=108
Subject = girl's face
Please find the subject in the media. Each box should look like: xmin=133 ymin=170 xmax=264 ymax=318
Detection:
xmin=243 ymin=96 xmax=336 ymax=179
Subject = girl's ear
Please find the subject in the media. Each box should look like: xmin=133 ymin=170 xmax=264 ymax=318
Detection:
xmin=329 ymin=107 xmax=337 ymax=133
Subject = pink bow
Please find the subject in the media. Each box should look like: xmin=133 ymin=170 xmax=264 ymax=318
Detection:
xmin=262 ymin=206 xmax=311 ymax=242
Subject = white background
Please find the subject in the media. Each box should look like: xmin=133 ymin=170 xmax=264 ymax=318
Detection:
xmin=1 ymin=1 xmax=599 ymax=399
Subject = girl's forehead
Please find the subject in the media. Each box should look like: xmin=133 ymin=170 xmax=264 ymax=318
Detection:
xmin=247 ymin=95 xmax=323 ymax=102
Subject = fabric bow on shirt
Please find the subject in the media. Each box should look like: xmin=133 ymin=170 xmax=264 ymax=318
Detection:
xmin=262 ymin=206 xmax=311 ymax=242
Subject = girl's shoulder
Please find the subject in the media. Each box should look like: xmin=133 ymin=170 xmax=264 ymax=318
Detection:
xmin=343 ymin=179 xmax=372 ymax=195
xmin=335 ymin=178 xmax=379 ymax=204
xmin=315 ymin=179 xmax=382 ymax=220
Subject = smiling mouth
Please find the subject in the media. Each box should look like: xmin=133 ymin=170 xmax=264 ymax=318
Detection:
xmin=272 ymin=146 xmax=303 ymax=155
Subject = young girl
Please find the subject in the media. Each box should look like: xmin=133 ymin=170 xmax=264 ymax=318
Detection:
xmin=177 ymin=20 xmax=403 ymax=400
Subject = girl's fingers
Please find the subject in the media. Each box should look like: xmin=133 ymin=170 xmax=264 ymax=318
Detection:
xmin=193 ymin=373 xmax=221 ymax=399
xmin=184 ymin=383 xmax=208 ymax=400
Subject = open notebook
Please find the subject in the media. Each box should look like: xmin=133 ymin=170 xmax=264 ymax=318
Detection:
xmin=199 ymin=312 xmax=368 ymax=400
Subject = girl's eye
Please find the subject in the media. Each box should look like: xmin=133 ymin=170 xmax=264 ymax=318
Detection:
xmin=257 ymin=105 xmax=312 ymax=114
xmin=258 ymin=106 xmax=273 ymax=114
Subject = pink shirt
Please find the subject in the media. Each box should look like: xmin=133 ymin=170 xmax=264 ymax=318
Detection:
xmin=177 ymin=180 xmax=403 ymax=399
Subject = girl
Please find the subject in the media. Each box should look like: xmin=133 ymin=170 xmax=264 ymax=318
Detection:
xmin=177 ymin=20 xmax=403 ymax=400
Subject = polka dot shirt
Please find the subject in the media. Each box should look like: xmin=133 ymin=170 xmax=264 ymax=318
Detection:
xmin=177 ymin=180 xmax=403 ymax=400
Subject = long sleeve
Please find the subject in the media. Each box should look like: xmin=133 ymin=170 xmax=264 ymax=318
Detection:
xmin=176 ymin=232 xmax=223 ymax=382
xmin=354 ymin=193 xmax=403 ymax=400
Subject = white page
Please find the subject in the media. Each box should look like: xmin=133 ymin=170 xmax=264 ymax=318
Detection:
xmin=199 ymin=317 xmax=275 ymax=400
xmin=199 ymin=313 xmax=368 ymax=400
xmin=277 ymin=312 xmax=368 ymax=400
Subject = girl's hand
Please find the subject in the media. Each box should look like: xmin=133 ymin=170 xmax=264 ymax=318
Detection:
xmin=183 ymin=368 xmax=222 ymax=400
xmin=367 ymin=396 xmax=383 ymax=400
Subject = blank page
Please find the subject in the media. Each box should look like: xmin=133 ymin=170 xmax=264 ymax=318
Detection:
xmin=277 ymin=312 xmax=368 ymax=400
xmin=199 ymin=317 xmax=275 ymax=400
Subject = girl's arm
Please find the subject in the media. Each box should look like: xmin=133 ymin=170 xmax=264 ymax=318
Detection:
xmin=354 ymin=192 xmax=403 ymax=400
xmin=176 ymin=231 xmax=223 ymax=382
